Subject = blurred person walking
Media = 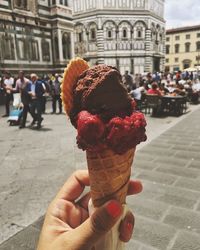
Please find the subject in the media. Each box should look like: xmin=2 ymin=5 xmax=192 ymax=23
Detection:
xmin=2 ymin=71 xmax=14 ymax=117
xmin=15 ymin=71 xmax=33 ymax=128
xmin=122 ymin=70 xmax=134 ymax=92
xmin=40 ymin=75 xmax=50 ymax=114
xmin=51 ymin=74 xmax=62 ymax=114
xmin=29 ymin=74 xmax=45 ymax=129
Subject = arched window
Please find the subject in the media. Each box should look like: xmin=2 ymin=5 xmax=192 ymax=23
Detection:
xmin=134 ymin=22 xmax=145 ymax=39
xmin=2 ymin=34 xmax=15 ymax=60
xmin=122 ymin=28 xmax=127 ymax=38
xmin=175 ymin=44 xmax=180 ymax=53
xmin=90 ymin=28 xmax=96 ymax=40
xmin=107 ymin=30 xmax=112 ymax=38
xmin=78 ymin=32 xmax=83 ymax=42
xmin=15 ymin=0 xmax=27 ymax=9
xmin=17 ymin=37 xmax=27 ymax=60
xmin=42 ymin=40 xmax=50 ymax=61
xmin=196 ymin=41 xmax=200 ymax=51
xmin=166 ymin=45 xmax=170 ymax=54
xmin=30 ymin=39 xmax=39 ymax=61
xmin=185 ymin=42 xmax=190 ymax=53
xmin=62 ymin=33 xmax=71 ymax=59
xmin=137 ymin=30 xmax=141 ymax=38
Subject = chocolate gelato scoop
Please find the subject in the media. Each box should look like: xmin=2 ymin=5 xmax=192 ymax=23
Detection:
xmin=70 ymin=65 xmax=132 ymax=125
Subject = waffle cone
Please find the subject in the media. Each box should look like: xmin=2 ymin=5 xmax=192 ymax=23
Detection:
xmin=86 ymin=148 xmax=135 ymax=207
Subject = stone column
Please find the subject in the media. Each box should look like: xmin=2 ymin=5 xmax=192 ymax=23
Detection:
xmin=96 ymin=29 xmax=104 ymax=64
xmin=160 ymin=32 xmax=166 ymax=71
xmin=145 ymin=29 xmax=152 ymax=72
xmin=70 ymin=31 xmax=75 ymax=58
xmin=58 ymin=29 xmax=63 ymax=62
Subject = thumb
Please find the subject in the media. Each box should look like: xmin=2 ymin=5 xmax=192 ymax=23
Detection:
xmin=74 ymin=200 xmax=123 ymax=249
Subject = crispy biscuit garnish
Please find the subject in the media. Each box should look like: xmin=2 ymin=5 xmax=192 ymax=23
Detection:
xmin=61 ymin=58 xmax=89 ymax=116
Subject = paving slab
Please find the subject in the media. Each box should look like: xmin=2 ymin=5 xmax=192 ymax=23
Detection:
xmin=170 ymin=231 xmax=200 ymax=250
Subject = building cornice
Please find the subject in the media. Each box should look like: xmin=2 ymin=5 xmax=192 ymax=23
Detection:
xmin=167 ymin=24 xmax=200 ymax=34
xmin=73 ymin=10 xmax=165 ymax=23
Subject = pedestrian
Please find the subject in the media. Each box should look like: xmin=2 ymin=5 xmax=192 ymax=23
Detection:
xmin=51 ymin=74 xmax=62 ymax=114
xmin=2 ymin=71 xmax=14 ymax=117
xmin=15 ymin=71 xmax=33 ymax=128
xmin=122 ymin=71 xmax=134 ymax=92
xmin=29 ymin=73 xmax=45 ymax=129
xmin=147 ymin=82 xmax=163 ymax=96
xmin=40 ymin=75 xmax=50 ymax=114
xmin=130 ymin=82 xmax=145 ymax=110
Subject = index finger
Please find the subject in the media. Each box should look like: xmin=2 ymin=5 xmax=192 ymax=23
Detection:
xmin=127 ymin=180 xmax=143 ymax=195
xmin=56 ymin=170 xmax=90 ymax=201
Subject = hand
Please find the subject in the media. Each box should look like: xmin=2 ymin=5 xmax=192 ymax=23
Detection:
xmin=37 ymin=170 xmax=143 ymax=250
xmin=29 ymin=91 xmax=35 ymax=97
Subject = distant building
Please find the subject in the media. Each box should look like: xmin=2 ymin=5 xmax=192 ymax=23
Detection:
xmin=165 ymin=25 xmax=200 ymax=72
xmin=0 ymin=0 xmax=166 ymax=76
xmin=0 ymin=0 xmax=74 ymax=75
xmin=73 ymin=0 xmax=165 ymax=74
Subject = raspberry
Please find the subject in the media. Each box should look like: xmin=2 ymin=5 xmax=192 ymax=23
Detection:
xmin=76 ymin=110 xmax=147 ymax=154
xmin=106 ymin=111 xmax=147 ymax=154
xmin=76 ymin=111 xmax=105 ymax=152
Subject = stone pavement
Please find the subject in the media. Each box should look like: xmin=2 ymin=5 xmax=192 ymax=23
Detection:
xmin=0 ymin=104 xmax=200 ymax=249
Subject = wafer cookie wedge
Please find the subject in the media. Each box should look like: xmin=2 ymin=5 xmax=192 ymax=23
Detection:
xmin=61 ymin=57 xmax=89 ymax=115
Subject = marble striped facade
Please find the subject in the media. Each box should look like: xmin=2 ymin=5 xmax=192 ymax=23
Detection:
xmin=73 ymin=0 xmax=165 ymax=74
xmin=0 ymin=0 xmax=74 ymax=74
xmin=0 ymin=0 xmax=165 ymax=75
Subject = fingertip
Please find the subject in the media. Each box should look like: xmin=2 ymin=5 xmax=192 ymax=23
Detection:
xmin=106 ymin=200 xmax=123 ymax=219
xmin=127 ymin=180 xmax=143 ymax=195
xmin=119 ymin=212 xmax=134 ymax=242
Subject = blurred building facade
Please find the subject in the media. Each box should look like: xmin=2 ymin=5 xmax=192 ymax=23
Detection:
xmin=165 ymin=25 xmax=200 ymax=72
xmin=0 ymin=0 xmax=166 ymax=75
xmin=73 ymin=0 xmax=165 ymax=74
xmin=0 ymin=0 xmax=74 ymax=75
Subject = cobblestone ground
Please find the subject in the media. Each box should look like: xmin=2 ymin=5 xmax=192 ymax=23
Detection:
xmin=0 ymin=103 xmax=200 ymax=249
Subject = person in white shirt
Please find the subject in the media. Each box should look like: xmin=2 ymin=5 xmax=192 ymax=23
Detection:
xmin=15 ymin=70 xmax=30 ymax=92
xmin=192 ymin=79 xmax=200 ymax=92
xmin=166 ymin=81 xmax=176 ymax=94
xmin=2 ymin=71 xmax=14 ymax=117
xmin=15 ymin=71 xmax=33 ymax=129
xmin=130 ymin=82 xmax=145 ymax=110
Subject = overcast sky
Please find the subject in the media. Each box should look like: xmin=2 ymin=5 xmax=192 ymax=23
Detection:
xmin=165 ymin=0 xmax=200 ymax=29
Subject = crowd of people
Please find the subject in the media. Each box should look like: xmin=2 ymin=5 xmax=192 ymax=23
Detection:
xmin=122 ymin=70 xmax=200 ymax=108
xmin=1 ymin=68 xmax=200 ymax=129
xmin=0 ymin=71 xmax=63 ymax=129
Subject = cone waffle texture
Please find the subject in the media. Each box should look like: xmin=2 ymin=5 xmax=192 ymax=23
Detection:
xmin=86 ymin=148 xmax=135 ymax=207
xmin=61 ymin=58 xmax=89 ymax=116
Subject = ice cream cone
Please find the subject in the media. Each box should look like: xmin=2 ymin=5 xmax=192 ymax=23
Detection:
xmin=86 ymin=147 xmax=135 ymax=207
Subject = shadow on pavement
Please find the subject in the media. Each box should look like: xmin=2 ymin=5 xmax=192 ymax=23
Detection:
xmin=29 ymin=127 xmax=52 ymax=132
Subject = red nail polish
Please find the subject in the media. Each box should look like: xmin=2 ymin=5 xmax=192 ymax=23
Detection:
xmin=106 ymin=201 xmax=122 ymax=218
xmin=126 ymin=222 xmax=133 ymax=232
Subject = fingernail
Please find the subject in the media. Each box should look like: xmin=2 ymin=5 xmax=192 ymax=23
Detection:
xmin=126 ymin=222 xmax=133 ymax=232
xmin=106 ymin=200 xmax=122 ymax=218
